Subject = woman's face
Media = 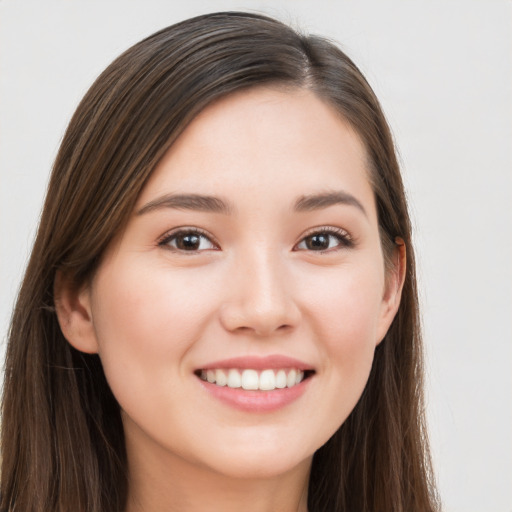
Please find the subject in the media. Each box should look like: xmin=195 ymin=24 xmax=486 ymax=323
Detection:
xmin=73 ymin=87 xmax=401 ymax=479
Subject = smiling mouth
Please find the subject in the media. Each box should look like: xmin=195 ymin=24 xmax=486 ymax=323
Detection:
xmin=196 ymin=368 xmax=314 ymax=391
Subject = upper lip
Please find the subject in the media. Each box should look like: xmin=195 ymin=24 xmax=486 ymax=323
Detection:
xmin=198 ymin=355 xmax=314 ymax=371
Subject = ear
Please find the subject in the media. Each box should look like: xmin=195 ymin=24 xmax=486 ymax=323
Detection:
xmin=376 ymin=237 xmax=407 ymax=345
xmin=54 ymin=270 xmax=99 ymax=354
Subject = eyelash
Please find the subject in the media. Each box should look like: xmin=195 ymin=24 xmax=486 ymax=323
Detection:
xmin=158 ymin=227 xmax=219 ymax=253
xmin=158 ymin=226 xmax=354 ymax=254
xmin=294 ymin=226 xmax=354 ymax=253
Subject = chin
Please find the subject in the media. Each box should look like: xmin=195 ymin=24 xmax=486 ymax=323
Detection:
xmin=205 ymin=451 xmax=312 ymax=480
xmin=193 ymin=431 xmax=317 ymax=480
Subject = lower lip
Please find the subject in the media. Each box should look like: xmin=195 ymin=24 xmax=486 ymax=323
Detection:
xmin=197 ymin=376 xmax=311 ymax=413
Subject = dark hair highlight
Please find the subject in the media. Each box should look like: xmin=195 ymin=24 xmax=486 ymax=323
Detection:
xmin=1 ymin=11 xmax=440 ymax=512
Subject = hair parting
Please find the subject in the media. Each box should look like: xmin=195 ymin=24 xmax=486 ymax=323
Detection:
xmin=1 ymin=11 xmax=440 ymax=512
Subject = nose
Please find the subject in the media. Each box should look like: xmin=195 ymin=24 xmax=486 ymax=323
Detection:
xmin=219 ymin=249 xmax=301 ymax=337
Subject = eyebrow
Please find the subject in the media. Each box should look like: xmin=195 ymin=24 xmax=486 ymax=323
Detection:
xmin=137 ymin=190 xmax=366 ymax=217
xmin=294 ymin=191 xmax=367 ymax=217
xmin=137 ymin=193 xmax=233 ymax=216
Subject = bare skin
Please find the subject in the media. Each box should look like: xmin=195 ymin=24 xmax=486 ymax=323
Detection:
xmin=56 ymin=86 xmax=404 ymax=512
xmin=125 ymin=422 xmax=310 ymax=512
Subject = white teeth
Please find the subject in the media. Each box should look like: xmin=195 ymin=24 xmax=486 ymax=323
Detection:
xmin=275 ymin=369 xmax=287 ymax=389
xmin=227 ymin=369 xmax=242 ymax=388
xmin=286 ymin=369 xmax=297 ymax=388
xmin=259 ymin=369 xmax=276 ymax=390
xmin=199 ymin=368 xmax=307 ymax=391
xmin=241 ymin=369 xmax=259 ymax=390
xmin=215 ymin=369 xmax=227 ymax=386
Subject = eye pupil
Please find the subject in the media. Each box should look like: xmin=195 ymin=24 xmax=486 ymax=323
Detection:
xmin=177 ymin=234 xmax=200 ymax=250
xmin=307 ymin=234 xmax=329 ymax=250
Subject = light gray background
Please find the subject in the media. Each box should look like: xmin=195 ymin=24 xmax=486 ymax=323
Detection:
xmin=1 ymin=1 xmax=511 ymax=510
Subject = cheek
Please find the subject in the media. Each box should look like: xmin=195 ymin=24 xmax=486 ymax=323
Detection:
xmin=89 ymin=261 xmax=218 ymax=392
xmin=94 ymin=261 xmax=211 ymax=339
xmin=306 ymin=263 xmax=384 ymax=347
xmin=302 ymin=263 xmax=384 ymax=410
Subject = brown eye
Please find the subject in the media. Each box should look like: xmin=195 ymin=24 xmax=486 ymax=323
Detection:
xmin=304 ymin=233 xmax=331 ymax=250
xmin=175 ymin=233 xmax=201 ymax=250
xmin=295 ymin=228 xmax=352 ymax=252
xmin=160 ymin=229 xmax=217 ymax=252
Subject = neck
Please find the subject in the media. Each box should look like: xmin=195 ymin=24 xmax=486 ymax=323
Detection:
xmin=124 ymin=426 xmax=311 ymax=512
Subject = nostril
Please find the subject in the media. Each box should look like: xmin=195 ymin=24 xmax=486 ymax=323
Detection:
xmin=218 ymin=287 xmax=301 ymax=336
xmin=254 ymin=323 xmax=294 ymax=337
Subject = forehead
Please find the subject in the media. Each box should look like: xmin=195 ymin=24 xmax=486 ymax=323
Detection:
xmin=137 ymin=86 xmax=374 ymax=215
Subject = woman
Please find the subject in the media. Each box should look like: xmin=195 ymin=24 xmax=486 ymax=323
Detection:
xmin=1 ymin=11 xmax=440 ymax=512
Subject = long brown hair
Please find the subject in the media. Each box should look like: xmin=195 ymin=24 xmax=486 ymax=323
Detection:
xmin=1 ymin=11 xmax=440 ymax=512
